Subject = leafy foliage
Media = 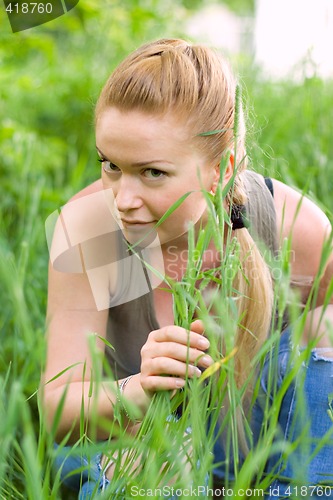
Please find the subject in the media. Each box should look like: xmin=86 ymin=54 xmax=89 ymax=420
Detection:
xmin=244 ymin=69 xmax=333 ymax=217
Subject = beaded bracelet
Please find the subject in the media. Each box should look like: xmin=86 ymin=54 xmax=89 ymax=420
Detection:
xmin=117 ymin=375 xmax=134 ymax=420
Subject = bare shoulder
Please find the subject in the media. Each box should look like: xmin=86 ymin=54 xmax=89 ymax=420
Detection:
xmin=272 ymin=179 xmax=330 ymax=236
xmin=66 ymin=179 xmax=117 ymax=234
xmin=45 ymin=181 xmax=111 ymax=389
xmin=272 ymin=178 xmax=331 ymax=285
xmin=69 ymin=179 xmax=104 ymax=201
xmin=51 ymin=179 xmax=107 ymax=240
xmin=49 ymin=180 xmax=118 ymax=268
xmin=65 ymin=179 xmax=109 ymax=227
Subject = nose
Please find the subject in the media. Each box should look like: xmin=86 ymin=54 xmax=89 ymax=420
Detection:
xmin=114 ymin=174 xmax=143 ymax=213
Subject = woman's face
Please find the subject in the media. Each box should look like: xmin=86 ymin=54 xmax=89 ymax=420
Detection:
xmin=95 ymin=107 xmax=220 ymax=249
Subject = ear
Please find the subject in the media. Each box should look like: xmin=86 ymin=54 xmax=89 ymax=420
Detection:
xmin=210 ymin=152 xmax=234 ymax=194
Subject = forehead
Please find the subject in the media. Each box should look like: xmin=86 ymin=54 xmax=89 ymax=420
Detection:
xmin=96 ymin=107 xmax=205 ymax=165
xmin=96 ymin=107 xmax=192 ymax=142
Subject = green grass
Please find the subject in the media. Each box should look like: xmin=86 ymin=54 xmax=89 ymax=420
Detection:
xmin=1 ymin=3 xmax=333 ymax=498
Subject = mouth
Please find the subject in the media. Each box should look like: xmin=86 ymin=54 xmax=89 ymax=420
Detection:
xmin=121 ymin=219 xmax=156 ymax=227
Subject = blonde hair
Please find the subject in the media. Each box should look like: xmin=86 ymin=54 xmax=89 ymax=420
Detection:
xmin=95 ymin=38 xmax=245 ymax=163
xmin=96 ymin=39 xmax=273 ymax=440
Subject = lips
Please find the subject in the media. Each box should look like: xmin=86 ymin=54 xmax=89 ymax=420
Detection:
xmin=121 ymin=219 xmax=155 ymax=225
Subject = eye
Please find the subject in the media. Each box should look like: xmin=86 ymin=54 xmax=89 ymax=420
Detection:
xmin=143 ymin=168 xmax=166 ymax=180
xmin=98 ymin=158 xmax=120 ymax=174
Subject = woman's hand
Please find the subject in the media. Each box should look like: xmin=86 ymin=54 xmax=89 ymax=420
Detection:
xmin=140 ymin=319 xmax=213 ymax=394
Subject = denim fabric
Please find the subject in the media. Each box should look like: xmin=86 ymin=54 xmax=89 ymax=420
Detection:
xmin=53 ymin=444 xmax=184 ymax=499
xmin=213 ymin=329 xmax=333 ymax=499
xmin=53 ymin=445 xmax=109 ymax=499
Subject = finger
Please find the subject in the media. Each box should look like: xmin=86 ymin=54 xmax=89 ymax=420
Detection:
xmin=190 ymin=319 xmax=205 ymax=334
xmin=195 ymin=353 xmax=214 ymax=369
xmin=142 ymin=342 xmax=212 ymax=366
xmin=141 ymin=375 xmax=185 ymax=392
xmin=190 ymin=321 xmax=210 ymax=353
xmin=143 ymin=357 xmax=202 ymax=379
xmin=151 ymin=326 xmax=210 ymax=350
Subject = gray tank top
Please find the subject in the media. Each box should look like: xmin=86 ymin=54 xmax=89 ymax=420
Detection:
xmin=105 ymin=171 xmax=277 ymax=379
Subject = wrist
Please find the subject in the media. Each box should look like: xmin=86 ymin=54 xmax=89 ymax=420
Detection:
xmin=117 ymin=373 xmax=151 ymax=421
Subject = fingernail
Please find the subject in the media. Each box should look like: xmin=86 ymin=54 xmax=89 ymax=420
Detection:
xmin=175 ymin=378 xmax=185 ymax=388
xmin=201 ymin=355 xmax=213 ymax=367
xmin=198 ymin=337 xmax=210 ymax=349
xmin=194 ymin=367 xmax=202 ymax=377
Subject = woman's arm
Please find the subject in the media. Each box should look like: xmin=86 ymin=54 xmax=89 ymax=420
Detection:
xmin=272 ymin=178 xmax=333 ymax=348
xmin=43 ymin=260 xmax=151 ymax=442
xmin=272 ymin=178 xmax=332 ymax=304
xmin=42 ymin=181 xmax=152 ymax=442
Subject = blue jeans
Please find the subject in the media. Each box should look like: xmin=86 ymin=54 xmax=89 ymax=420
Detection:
xmin=53 ymin=445 xmax=108 ymax=499
xmin=213 ymin=329 xmax=333 ymax=498
xmin=53 ymin=444 xmax=189 ymax=499
xmin=54 ymin=330 xmax=333 ymax=499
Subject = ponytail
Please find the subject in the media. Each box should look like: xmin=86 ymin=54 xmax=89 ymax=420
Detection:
xmin=232 ymin=227 xmax=273 ymax=389
xmin=228 ymin=170 xmax=275 ymax=392
xmin=217 ymin=170 xmax=274 ymax=456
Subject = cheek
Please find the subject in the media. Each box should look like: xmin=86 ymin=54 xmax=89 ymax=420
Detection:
xmin=149 ymin=178 xmax=209 ymax=225
xmin=101 ymin=172 xmax=115 ymax=194
xmin=164 ymin=192 xmax=207 ymax=226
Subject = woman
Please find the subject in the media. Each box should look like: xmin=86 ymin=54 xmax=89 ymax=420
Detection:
xmin=43 ymin=39 xmax=333 ymax=498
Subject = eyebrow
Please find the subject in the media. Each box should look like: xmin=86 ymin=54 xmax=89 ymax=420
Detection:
xmin=95 ymin=146 xmax=173 ymax=168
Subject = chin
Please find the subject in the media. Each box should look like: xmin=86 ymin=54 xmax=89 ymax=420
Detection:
xmin=123 ymin=228 xmax=160 ymax=249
